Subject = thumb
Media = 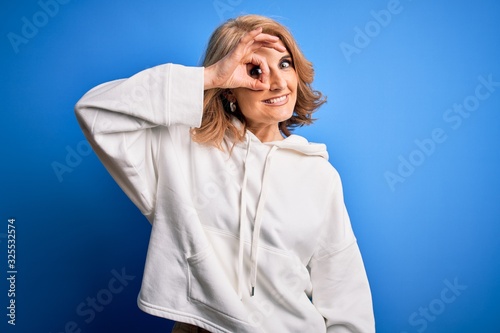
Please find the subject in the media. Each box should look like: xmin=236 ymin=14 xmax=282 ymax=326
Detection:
xmin=247 ymin=78 xmax=270 ymax=91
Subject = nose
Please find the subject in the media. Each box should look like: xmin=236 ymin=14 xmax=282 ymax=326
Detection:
xmin=269 ymin=69 xmax=286 ymax=91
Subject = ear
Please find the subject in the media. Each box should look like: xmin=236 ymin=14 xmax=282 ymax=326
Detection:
xmin=223 ymin=89 xmax=236 ymax=103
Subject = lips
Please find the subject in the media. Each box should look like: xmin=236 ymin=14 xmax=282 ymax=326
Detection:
xmin=262 ymin=94 xmax=289 ymax=105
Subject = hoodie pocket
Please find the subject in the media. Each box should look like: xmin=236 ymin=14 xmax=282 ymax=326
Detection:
xmin=186 ymin=247 xmax=248 ymax=324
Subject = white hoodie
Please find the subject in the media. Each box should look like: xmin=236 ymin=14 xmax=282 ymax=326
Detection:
xmin=75 ymin=64 xmax=375 ymax=333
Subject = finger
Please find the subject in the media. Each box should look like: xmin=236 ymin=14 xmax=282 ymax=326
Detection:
xmin=240 ymin=30 xmax=283 ymax=50
xmin=244 ymin=73 xmax=270 ymax=91
xmin=253 ymin=33 xmax=280 ymax=43
xmin=249 ymin=79 xmax=270 ymax=91
xmin=248 ymin=54 xmax=270 ymax=89
xmin=264 ymin=41 xmax=287 ymax=53
xmin=236 ymin=31 xmax=285 ymax=61
xmin=248 ymin=32 xmax=286 ymax=52
xmin=253 ymin=34 xmax=285 ymax=52
xmin=239 ymin=27 xmax=264 ymax=45
xmin=247 ymin=40 xmax=286 ymax=54
xmin=249 ymin=53 xmax=270 ymax=76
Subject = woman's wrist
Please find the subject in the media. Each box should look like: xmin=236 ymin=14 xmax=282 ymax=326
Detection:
xmin=203 ymin=66 xmax=216 ymax=90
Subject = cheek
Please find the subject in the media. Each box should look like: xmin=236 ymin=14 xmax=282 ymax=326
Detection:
xmin=233 ymin=92 xmax=261 ymax=114
xmin=288 ymin=81 xmax=299 ymax=104
xmin=234 ymin=90 xmax=261 ymax=103
xmin=290 ymin=84 xmax=298 ymax=103
xmin=288 ymin=70 xmax=298 ymax=85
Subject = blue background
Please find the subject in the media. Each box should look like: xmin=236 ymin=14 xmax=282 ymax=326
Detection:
xmin=2 ymin=0 xmax=500 ymax=332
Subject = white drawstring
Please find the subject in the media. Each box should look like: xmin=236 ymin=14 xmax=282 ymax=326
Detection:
xmin=237 ymin=134 xmax=278 ymax=298
xmin=237 ymin=135 xmax=252 ymax=299
xmin=249 ymin=145 xmax=278 ymax=296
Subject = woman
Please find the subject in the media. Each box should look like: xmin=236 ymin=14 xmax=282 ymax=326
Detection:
xmin=75 ymin=14 xmax=374 ymax=333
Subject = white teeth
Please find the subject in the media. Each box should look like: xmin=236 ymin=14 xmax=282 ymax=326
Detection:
xmin=265 ymin=95 xmax=287 ymax=104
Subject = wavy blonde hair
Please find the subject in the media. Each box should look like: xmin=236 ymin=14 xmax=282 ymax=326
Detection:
xmin=192 ymin=14 xmax=326 ymax=148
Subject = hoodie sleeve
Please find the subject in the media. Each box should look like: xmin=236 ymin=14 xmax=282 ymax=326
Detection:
xmin=74 ymin=64 xmax=204 ymax=221
xmin=308 ymin=171 xmax=375 ymax=333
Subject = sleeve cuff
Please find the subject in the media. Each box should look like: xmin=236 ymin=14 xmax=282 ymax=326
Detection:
xmin=166 ymin=64 xmax=204 ymax=128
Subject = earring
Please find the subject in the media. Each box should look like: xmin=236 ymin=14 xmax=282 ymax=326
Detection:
xmin=230 ymin=102 xmax=236 ymax=112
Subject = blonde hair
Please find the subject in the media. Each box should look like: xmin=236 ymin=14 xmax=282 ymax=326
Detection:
xmin=192 ymin=14 xmax=326 ymax=148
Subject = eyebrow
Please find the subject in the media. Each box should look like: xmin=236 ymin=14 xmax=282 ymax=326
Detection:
xmin=280 ymin=54 xmax=293 ymax=61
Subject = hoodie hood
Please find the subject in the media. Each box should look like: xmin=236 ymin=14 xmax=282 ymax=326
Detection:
xmin=231 ymin=118 xmax=329 ymax=160
xmin=265 ymin=134 xmax=329 ymax=160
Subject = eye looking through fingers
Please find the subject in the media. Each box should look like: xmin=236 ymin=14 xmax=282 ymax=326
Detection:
xmin=249 ymin=65 xmax=263 ymax=78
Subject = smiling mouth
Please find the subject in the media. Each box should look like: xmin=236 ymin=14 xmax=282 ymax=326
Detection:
xmin=262 ymin=94 xmax=288 ymax=105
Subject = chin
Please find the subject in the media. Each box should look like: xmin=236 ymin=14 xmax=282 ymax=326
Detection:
xmin=277 ymin=108 xmax=295 ymax=121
